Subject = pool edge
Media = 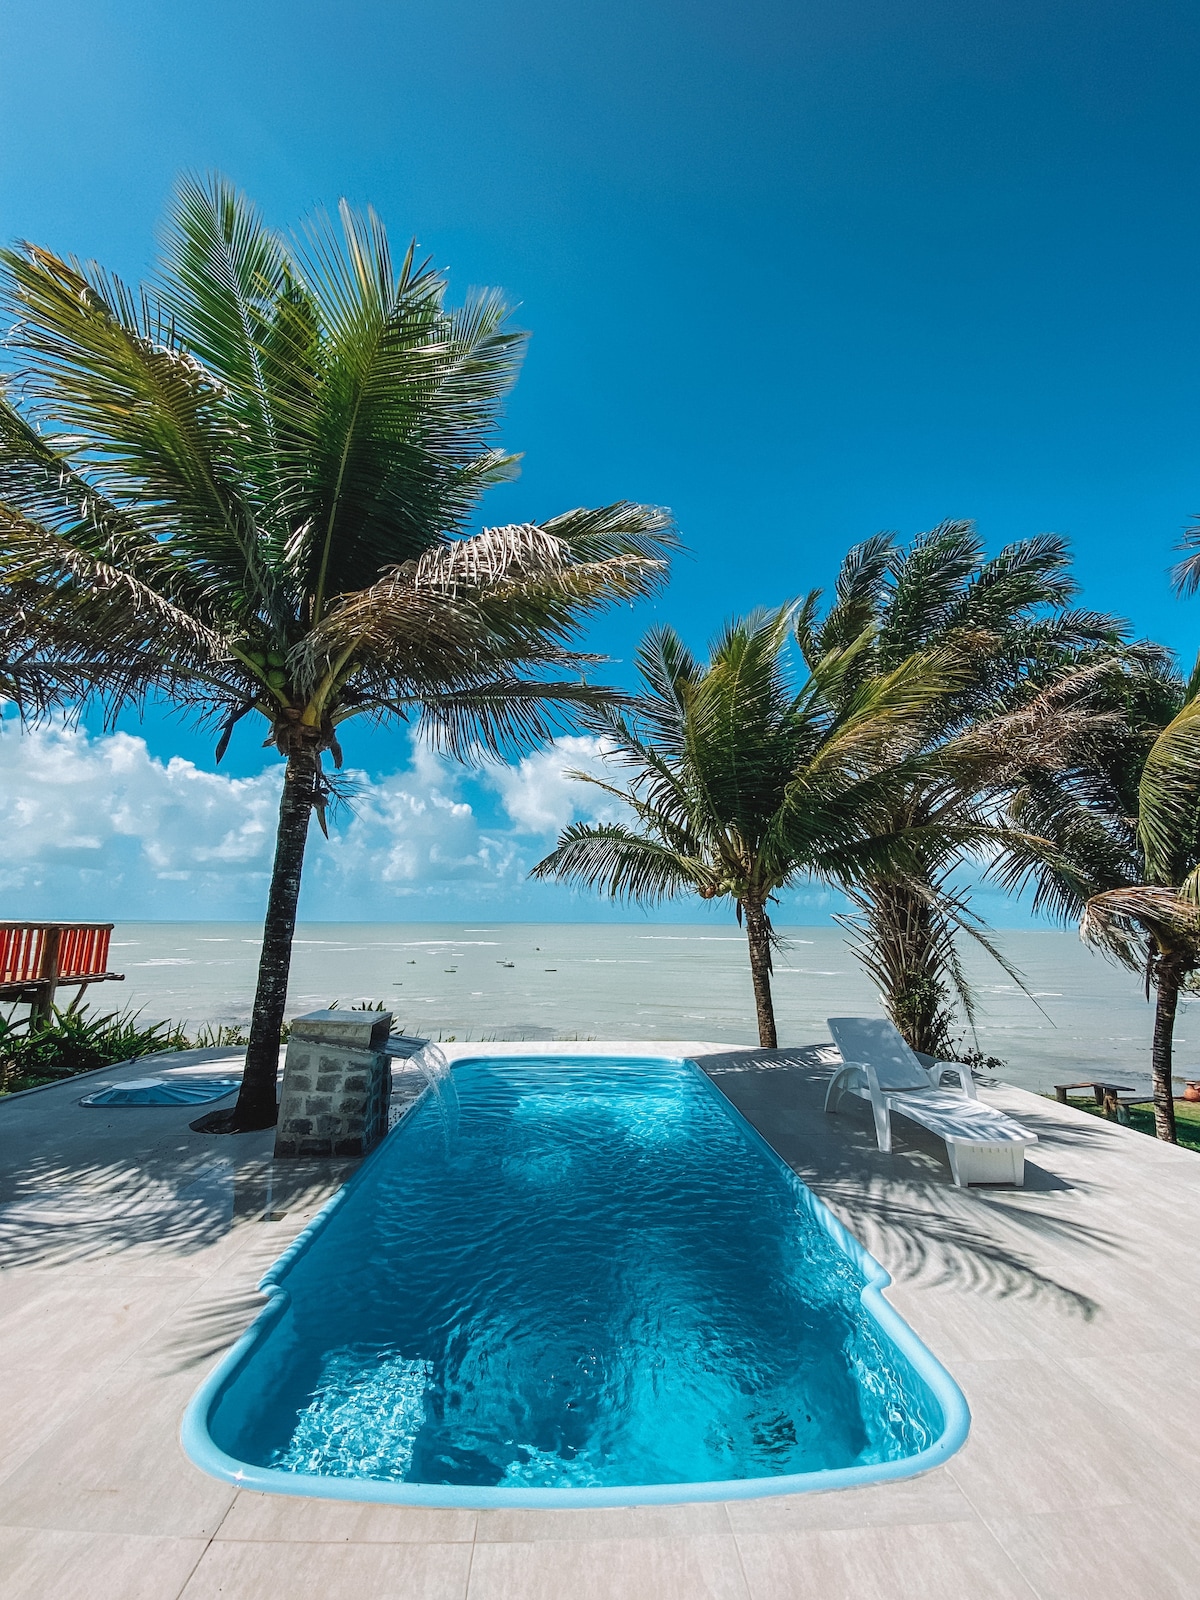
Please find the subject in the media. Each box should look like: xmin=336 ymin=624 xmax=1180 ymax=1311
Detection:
xmin=180 ymin=1051 xmax=971 ymax=1508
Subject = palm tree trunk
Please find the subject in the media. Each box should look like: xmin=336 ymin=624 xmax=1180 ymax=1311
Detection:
xmin=229 ymin=748 xmax=317 ymax=1130
xmin=1151 ymin=955 xmax=1180 ymax=1144
xmin=743 ymin=899 xmax=777 ymax=1049
xmin=868 ymin=885 xmax=954 ymax=1059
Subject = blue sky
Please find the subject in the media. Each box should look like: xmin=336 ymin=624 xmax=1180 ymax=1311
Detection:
xmin=1 ymin=0 xmax=1198 ymax=923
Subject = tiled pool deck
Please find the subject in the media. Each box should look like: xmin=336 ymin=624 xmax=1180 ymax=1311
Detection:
xmin=1 ymin=1039 xmax=1198 ymax=1599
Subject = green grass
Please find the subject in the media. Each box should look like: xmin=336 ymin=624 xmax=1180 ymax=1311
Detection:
xmin=1052 ymin=1094 xmax=1200 ymax=1153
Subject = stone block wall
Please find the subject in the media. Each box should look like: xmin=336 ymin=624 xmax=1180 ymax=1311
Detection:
xmin=273 ymin=1039 xmax=392 ymax=1159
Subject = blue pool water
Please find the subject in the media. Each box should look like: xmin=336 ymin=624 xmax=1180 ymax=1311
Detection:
xmin=185 ymin=1057 xmax=968 ymax=1504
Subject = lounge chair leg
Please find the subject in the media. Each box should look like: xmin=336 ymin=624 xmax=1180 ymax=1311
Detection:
xmin=945 ymin=1143 xmax=1026 ymax=1187
xmin=824 ymin=1067 xmax=854 ymax=1115
xmin=872 ymin=1096 xmax=892 ymax=1154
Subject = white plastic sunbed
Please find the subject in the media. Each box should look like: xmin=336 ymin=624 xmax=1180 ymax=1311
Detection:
xmin=824 ymin=1016 xmax=1037 ymax=1187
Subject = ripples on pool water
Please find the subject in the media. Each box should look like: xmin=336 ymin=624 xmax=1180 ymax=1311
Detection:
xmin=218 ymin=1058 xmax=944 ymax=1490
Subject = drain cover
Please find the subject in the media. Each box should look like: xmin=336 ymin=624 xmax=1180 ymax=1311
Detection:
xmin=80 ymin=1077 xmax=241 ymax=1107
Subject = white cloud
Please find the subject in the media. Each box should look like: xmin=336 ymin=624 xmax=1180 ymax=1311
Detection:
xmin=0 ymin=720 xmax=281 ymax=890
xmin=0 ymin=718 xmax=629 ymax=919
xmin=320 ymin=741 xmax=521 ymax=892
xmin=9 ymin=717 xmax=995 ymax=928
xmin=485 ymin=735 xmax=627 ymax=834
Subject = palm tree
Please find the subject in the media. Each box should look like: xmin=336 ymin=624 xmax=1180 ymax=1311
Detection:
xmin=532 ymin=609 xmax=951 ymax=1047
xmin=999 ymin=658 xmax=1190 ymax=1141
xmin=0 ymin=176 xmax=675 ymax=1130
xmin=795 ymin=522 xmax=1132 ymax=1057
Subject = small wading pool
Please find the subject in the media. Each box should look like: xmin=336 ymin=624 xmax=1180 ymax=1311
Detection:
xmin=183 ymin=1056 xmax=969 ymax=1506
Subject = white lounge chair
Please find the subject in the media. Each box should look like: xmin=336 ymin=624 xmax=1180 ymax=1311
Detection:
xmin=824 ymin=1016 xmax=1037 ymax=1187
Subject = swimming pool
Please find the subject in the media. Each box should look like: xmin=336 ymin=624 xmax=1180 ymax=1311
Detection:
xmin=183 ymin=1055 xmax=968 ymax=1505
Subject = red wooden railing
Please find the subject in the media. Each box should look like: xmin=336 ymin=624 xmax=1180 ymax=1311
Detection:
xmin=0 ymin=923 xmax=115 ymax=984
xmin=58 ymin=925 xmax=113 ymax=981
xmin=0 ymin=923 xmax=122 ymax=1019
xmin=0 ymin=924 xmax=47 ymax=987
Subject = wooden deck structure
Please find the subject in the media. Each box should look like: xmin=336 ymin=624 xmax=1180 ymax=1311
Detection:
xmin=0 ymin=922 xmax=124 ymax=1022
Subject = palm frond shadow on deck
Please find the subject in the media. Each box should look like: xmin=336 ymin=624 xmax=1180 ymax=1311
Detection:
xmin=697 ymin=1047 xmax=1112 ymax=1321
xmin=0 ymin=1152 xmax=350 ymax=1272
xmin=159 ymin=1286 xmax=268 ymax=1374
xmin=0 ymin=1160 xmax=239 ymax=1270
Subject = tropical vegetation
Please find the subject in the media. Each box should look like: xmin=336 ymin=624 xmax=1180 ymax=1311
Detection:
xmin=795 ymin=521 xmax=1139 ymax=1056
xmin=534 ymin=533 xmax=1200 ymax=1145
xmin=0 ymin=176 xmax=675 ymax=1130
xmin=0 ymin=1004 xmax=189 ymax=1096
xmin=1001 ymin=652 xmax=1196 ymax=1142
xmin=532 ymin=608 xmax=956 ymax=1046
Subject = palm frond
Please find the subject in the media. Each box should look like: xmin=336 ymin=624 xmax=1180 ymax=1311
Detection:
xmin=1082 ymin=883 xmax=1200 ymax=967
xmin=304 ymin=506 xmax=674 ymax=711
xmin=1137 ymin=691 xmax=1200 ymax=883
xmin=836 ymin=850 xmax=1050 ymax=1055
xmin=156 ymin=174 xmax=294 ymax=483
xmin=1 ymin=241 xmax=285 ymax=622
xmin=798 ymin=646 xmax=957 ymax=784
xmin=0 ymin=504 xmax=221 ymax=654
xmin=879 ymin=520 xmax=981 ymax=666
xmin=811 ymin=531 xmax=894 ymax=657
xmin=632 ymin=626 xmax=699 ymax=750
xmin=414 ymin=680 xmax=625 ymax=761
xmin=1172 ymin=518 xmax=1200 ymax=598
xmin=531 ymin=822 xmax=702 ymax=902
xmin=290 ymin=207 xmax=526 ymax=609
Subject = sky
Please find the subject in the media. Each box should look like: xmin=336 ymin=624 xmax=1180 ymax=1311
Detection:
xmin=1 ymin=0 xmax=1198 ymax=923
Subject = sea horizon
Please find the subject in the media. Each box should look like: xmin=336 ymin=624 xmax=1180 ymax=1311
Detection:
xmin=92 ymin=919 xmax=1196 ymax=1098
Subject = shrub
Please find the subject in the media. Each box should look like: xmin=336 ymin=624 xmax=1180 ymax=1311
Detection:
xmin=0 ymin=1005 xmax=190 ymax=1095
xmin=190 ymin=1022 xmax=250 ymax=1048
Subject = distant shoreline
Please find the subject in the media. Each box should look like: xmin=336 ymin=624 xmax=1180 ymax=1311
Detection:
xmin=47 ymin=922 xmax=1178 ymax=1101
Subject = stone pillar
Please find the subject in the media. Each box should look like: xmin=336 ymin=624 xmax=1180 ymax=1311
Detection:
xmin=274 ymin=1009 xmax=393 ymax=1160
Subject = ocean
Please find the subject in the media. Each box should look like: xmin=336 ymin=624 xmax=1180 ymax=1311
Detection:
xmin=98 ymin=921 xmax=1196 ymax=1097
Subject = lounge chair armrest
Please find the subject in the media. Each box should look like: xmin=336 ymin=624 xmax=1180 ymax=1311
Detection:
xmin=933 ymin=1060 xmax=978 ymax=1099
xmin=830 ymin=1058 xmax=887 ymax=1097
xmin=824 ymin=1062 xmax=866 ymax=1112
